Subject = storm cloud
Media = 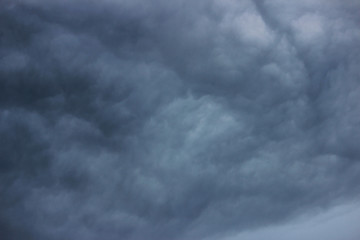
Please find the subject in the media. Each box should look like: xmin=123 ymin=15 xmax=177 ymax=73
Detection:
xmin=1 ymin=0 xmax=360 ymax=239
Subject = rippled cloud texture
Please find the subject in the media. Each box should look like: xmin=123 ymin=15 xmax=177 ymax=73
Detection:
xmin=1 ymin=0 xmax=360 ymax=239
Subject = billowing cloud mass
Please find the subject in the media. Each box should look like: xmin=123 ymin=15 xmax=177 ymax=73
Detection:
xmin=1 ymin=0 xmax=360 ymax=239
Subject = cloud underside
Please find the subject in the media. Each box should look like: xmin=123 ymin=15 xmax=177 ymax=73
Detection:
xmin=1 ymin=0 xmax=360 ymax=239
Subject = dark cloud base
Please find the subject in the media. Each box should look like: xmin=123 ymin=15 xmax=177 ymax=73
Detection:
xmin=1 ymin=0 xmax=360 ymax=240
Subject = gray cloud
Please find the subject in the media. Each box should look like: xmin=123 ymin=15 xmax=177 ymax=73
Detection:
xmin=1 ymin=0 xmax=360 ymax=239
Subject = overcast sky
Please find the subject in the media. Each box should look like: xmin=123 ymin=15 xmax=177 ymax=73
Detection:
xmin=1 ymin=0 xmax=360 ymax=239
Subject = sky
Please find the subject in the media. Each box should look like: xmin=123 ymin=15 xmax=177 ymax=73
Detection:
xmin=1 ymin=0 xmax=360 ymax=239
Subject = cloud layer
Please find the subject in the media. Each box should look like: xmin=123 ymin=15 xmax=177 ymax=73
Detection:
xmin=1 ymin=0 xmax=360 ymax=239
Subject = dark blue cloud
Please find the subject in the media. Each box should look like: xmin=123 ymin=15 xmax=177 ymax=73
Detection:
xmin=1 ymin=0 xmax=360 ymax=239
